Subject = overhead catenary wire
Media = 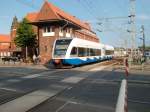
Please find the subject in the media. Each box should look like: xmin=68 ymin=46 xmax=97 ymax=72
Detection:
xmin=15 ymin=0 xmax=39 ymax=9
xmin=76 ymin=0 xmax=98 ymax=19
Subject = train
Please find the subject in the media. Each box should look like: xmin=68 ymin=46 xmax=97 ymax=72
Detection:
xmin=52 ymin=38 xmax=114 ymax=67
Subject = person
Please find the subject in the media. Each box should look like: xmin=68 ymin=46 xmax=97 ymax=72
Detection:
xmin=17 ymin=54 xmax=21 ymax=61
xmin=33 ymin=54 xmax=37 ymax=64
xmin=37 ymin=55 xmax=41 ymax=64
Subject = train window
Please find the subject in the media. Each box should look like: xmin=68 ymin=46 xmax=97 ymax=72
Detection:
xmin=84 ymin=48 xmax=88 ymax=56
xmin=87 ymin=48 xmax=90 ymax=56
xmin=56 ymin=39 xmax=72 ymax=45
xmin=70 ymin=47 xmax=77 ymax=56
xmin=90 ymin=49 xmax=96 ymax=56
xmin=54 ymin=39 xmax=72 ymax=56
xmin=78 ymin=47 xmax=87 ymax=57
xmin=89 ymin=49 xmax=101 ymax=56
xmin=96 ymin=49 xmax=101 ymax=55
xmin=105 ymin=50 xmax=114 ymax=55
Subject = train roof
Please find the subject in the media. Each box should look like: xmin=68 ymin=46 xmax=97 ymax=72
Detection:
xmin=70 ymin=38 xmax=104 ymax=49
xmin=104 ymin=44 xmax=114 ymax=50
xmin=55 ymin=38 xmax=114 ymax=50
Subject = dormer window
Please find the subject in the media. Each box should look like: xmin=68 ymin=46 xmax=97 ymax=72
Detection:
xmin=66 ymin=28 xmax=71 ymax=37
xmin=43 ymin=26 xmax=55 ymax=37
xmin=59 ymin=27 xmax=63 ymax=37
xmin=66 ymin=28 xmax=71 ymax=33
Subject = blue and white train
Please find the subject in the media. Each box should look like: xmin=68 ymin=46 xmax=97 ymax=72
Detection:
xmin=52 ymin=38 xmax=114 ymax=67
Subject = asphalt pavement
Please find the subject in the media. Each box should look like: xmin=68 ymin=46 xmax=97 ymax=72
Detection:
xmin=0 ymin=61 xmax=149 ymax=112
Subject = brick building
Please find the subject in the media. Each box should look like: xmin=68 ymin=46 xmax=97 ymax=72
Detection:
xmin=0 ymin=16 xmax=20 ymax=58
xmin=0 ymin=34 xmax=11 ymax=57
xmin=27 ymin=1 xmax=100 ymax=63
xmin=9 ymin=1 xmax=100 ymax=64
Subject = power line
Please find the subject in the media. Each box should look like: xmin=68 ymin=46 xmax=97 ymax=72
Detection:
xmin=98 ymin=16 xmax=129 ymax=21
xmin=76 ymin=0 xmax=97 ymax=19
xmin=15 ymin=0 xmax=39 ymax=9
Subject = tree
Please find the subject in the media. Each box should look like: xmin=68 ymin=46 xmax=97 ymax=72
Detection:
xmin=14 ymin=18 xmax=36 ymax=59
xmin=139 ymin=46 xmax=150 ymax=51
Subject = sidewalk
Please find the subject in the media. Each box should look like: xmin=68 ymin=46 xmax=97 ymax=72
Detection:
xmin=129 ymin=59 xmax=150 ymax=71
xmin=113 ymin=60 xmax=150 ymax=74
xmin=129 ymin=64 xmax=150 ymax=71
xmin=0 ymin=61 xmax=52 ymax=70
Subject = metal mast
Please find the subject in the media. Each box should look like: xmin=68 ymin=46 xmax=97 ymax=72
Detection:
xmin=129 ymin=0 xmax=136 ymax=60
xmin=141 ymin=25 xmax=145 ymax=57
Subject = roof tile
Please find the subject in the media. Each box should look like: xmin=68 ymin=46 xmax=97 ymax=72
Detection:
xmin=26 ymin=12 xmax=38 ymax=22
xmin=0 ymin=34 xmax=11 ymax=42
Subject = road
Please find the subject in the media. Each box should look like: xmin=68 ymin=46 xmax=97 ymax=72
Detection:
xmin=0 ymin=61 xmax=150 ymax=112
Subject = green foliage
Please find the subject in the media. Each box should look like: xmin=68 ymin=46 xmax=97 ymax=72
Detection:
xmin=139 ymin=46 xmax=150 ymax=51
xmin=14 ymin=18 xmax=36 ymax=48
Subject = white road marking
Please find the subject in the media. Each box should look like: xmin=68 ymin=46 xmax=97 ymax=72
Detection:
xmin=61 ymin=64 xmax=115 ymax=84
xmin=69 ymin=101 xmax=78 ymax=104
xmin=0 ymin=89 xmax=61 ymax=112
xmin=89 ymin=63 xmax=118 ymax=71
xmin=21 ymin=70 xmax=64 ymax=79
xmin=55 ymin=101 xmax=69 ymax=112
xmin=0 ymin=87 xmax=18 ymax=92
xmin=6 ymin=79 xmax=21 ymax=83
xmin=67 ymin=87 xmax=73 ymax=90
xmin=89 ymin=66 xmax=106 ymax=71
xmin=22 ymin=74 xmax=42 ymax=79
xmin=61 ymin=77 xmax=84 ymax=84
xmin=50 ymin=84 xmax=68 ymax=90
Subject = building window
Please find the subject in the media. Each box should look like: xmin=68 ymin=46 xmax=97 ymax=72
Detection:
xmin=59 ymin=27 xmax=63 ymax=37
xmin=65 ymin=28 xmax=71 ymax=37
xmin=44 ymin=27 xmax=47 ymax=33
xmin=43 ymin=26 xmax=55 ymax=37
xmin=59 ymin=27 xmax=63 ymax=33
xmin=66 ymin=28 xmax=72 ymax=33
xmin=43 ymin=26 xmax=55 ymax=33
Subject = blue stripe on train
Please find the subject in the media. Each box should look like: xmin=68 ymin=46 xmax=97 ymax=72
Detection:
xmin=62 ymin=56 xmax=112 ymax=66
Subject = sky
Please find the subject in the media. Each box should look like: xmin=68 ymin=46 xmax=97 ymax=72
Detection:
xmin=0 ymin=0 xmax=150 ymax=48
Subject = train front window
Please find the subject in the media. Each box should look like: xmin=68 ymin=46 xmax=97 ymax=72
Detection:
xmin=70 ymin=47 xmax=78 ymax=57
xmin=54 ymin=39 xmax=72 ymax=56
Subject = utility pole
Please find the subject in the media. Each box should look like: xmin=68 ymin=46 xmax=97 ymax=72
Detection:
xmin=129 ymin=0 xmax=136 ymax=61
xmin=141 ymin=25 xmax=145 ymax=57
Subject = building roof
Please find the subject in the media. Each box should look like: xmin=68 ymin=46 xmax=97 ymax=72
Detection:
xmin=26 ymin=12 xmax=39 ymax=22
xmin=0 ymin=34 xmax=11 ymax=42
xmin=27 ymin=1 xmax=91 ymax=31
xmin=46 ymin=2 xmax=91 ymax=31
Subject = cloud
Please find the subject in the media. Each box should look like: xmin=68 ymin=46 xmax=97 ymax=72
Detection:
xmin=137 ymin=14 xmax=150 ymax=20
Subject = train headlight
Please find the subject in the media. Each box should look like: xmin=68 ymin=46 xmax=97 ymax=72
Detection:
xmin=54 ymin=59 xmax=61 ymax=64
